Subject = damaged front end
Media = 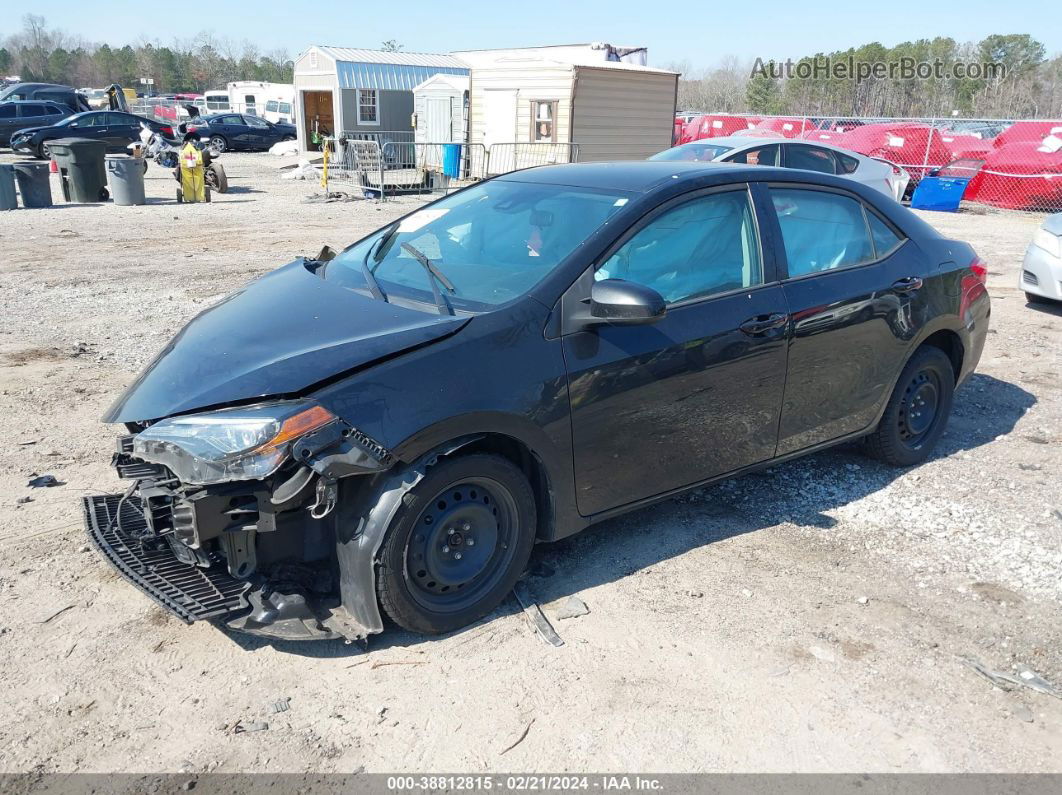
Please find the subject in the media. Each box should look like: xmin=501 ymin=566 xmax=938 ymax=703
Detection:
xmin=83 ymin=400 xmax=396 ymax=642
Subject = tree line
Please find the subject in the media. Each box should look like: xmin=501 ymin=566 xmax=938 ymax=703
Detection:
xmin=669 ymin=34 xmax=1062 ymax=120
xmin=0 ymin=15 xmax=293 ymax=93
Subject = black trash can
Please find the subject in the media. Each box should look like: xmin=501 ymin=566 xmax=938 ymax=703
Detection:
xmin=11 ymin=161 xmax=53 ymax=208
xmin=48 ymin=137 xmax=109 ymax=203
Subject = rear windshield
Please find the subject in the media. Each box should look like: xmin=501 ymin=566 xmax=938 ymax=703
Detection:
xmin=650 ymin=143 xmax=734 ymax=162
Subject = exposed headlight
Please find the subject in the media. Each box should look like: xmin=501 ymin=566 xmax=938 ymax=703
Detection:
xmin=1032 ymin=228 xmax=1062 ymax=259
xmin=132 ymin=401 xmax=337 ymax=485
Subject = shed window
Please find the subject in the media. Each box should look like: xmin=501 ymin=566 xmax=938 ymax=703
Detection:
xmin=358 ymin=89 xmax=379 ymax=125
xmin=531 ymin=100 xmax=557 ymax=142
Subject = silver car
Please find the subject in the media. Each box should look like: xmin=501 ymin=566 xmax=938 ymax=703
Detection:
xmin=1022 ymin=213 xmax=1062 ymax=304
xmin=650 ymin=136 xmax=910 ymax=201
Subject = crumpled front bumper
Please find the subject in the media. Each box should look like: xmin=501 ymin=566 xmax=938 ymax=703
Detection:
xmin=83 ymin=493 xmax=252 ymax=623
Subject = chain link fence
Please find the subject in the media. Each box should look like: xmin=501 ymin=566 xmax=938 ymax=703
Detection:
xmin=676 ymin=113 xmax=1062 ymax=212
xmin=328 ymin=134 xmax=578 ymax=201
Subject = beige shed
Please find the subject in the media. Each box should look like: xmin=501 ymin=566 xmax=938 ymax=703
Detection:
xmin=453 ymin=45 xmax=678 ymax=166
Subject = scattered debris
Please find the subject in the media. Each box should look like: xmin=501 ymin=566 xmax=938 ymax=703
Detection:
xmin=960 ymin=656 xmax=1062 ymax=699
xmin=303 ymin=191 xmax=357 ymax=204
xmin=513 ymin=583 xmax=563 ymax=647
xmin=36 ymin=604 xmax=76 ymax=624
xmin=499 ymin=718 xmax=535 ymax=755
xmin=1011 ymin=704 xmax=1035 ymax=723
xmin=808 ymin=645 xmax=837 ymax=663
xmin=269 ymin=697 xmax=291 ymax=714
xmin=688 ymin=589 xmax=704 ymax=598
xmin=16 ymin=438 xmax=39 ymax=446
xmin=233 ymin=720 xmax=269 ymax=734
xmin=856 ymin=596 xmax=870 ymax=605
xmin=27 ymin=475 xmax=63 ymax=488
xmin=70 ymin=341 xmax=96 ymax=358
xmin=370 ymin=660 xmax=427 ymax=669
xmin=1018 ymin=463 xmax=1043 ymax=471
xmin=16 ymin=496 xmax=32 ymax=505
xmin=553 ymin=595 xmax=590 ymax=620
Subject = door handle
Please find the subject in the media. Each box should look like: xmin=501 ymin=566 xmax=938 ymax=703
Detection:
xmin=891 ymin=276 xmax=923 ymax=293
xmin=739 ymin=313 xmax=789 ymax=335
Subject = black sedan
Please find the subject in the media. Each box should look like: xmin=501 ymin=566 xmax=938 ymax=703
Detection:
xmin=85 ymin=162 xmax=990 ymax=643
xmin=183 ymin=112 xmax=296 ymax=152
xmin=9 ymin=110 xmax=178 ymax=159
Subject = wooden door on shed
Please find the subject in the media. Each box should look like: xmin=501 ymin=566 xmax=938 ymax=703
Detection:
xmin=303 ymin=90 xmax=334 ymax=150
xmin=484 ymin=89 xmax=517 ymax=173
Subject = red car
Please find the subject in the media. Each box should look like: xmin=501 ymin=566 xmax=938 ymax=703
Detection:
xmin=679 ymin=114 xmax=759 ymax=144
xmin=838 ymin=122 xmax=952 ymax=183
xmin=960 ymin=143 xmax=1062 ymax=211
xmin=747 ymin=117 xmax=812 ymax=138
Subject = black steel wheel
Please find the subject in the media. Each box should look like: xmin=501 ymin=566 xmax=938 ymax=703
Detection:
xmin=376 ymin=454 xmax=536 ymax=634
xmin=864 ymin=345 xmax=955 ymax=467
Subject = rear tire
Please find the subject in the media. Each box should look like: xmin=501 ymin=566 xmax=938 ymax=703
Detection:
xmin=209 ymin=135 xmax=227 ymax=153
xmin=864 ymin=346 xmax=955 ymax=467
xmin=375 ymin=454 xmax=536 ymax=634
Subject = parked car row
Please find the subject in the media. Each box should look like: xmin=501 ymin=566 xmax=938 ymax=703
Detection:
xmin=677 ymin=113 xmax=1062 ymax=211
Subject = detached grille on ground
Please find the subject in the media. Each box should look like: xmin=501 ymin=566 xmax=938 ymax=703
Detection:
xmin=83 ymin=493 xmax=251 ymax=623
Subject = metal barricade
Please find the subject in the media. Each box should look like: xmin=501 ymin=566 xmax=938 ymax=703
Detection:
xmin=486 ymin=142 xmax=580 ymax=174
xmin=366 ymin=142 xmax=489 ymax=201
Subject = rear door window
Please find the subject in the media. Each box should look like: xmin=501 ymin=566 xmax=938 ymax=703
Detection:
xmin=724 ymin=144 xmax=780 ymax=166
xmin=770 ymin=188 xmax=875 ymax=277
xmin=785 ymin=144 xmax=839 ymax=174
xmin=0 ymin=105 xmax=14 ymax=119
xmin=837 ymin=153 xmax=860 ymax=174
xmin=866 ymin=211 xmax=905 ymax=258
xmin=20 ymin=104 xmax=48 ymax=117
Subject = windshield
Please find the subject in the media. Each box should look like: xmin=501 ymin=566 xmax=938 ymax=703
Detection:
xmin=325 ymin=180 xmax=631 ymax=309
xmin=650 ymin=143 xmax=734 ymax=162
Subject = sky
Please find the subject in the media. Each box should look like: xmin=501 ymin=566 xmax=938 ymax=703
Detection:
xmin=5 ymin=0 xmax=1059 ymax=70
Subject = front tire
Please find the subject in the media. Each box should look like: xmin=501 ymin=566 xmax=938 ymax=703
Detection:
xmin=36 ymin=142 xmax=50 ymax=160
xmin=864 ymin=346 xmax=955 ymax=467
xmin=209 ymin=135 xmax=227 ymax=153
xmin=376 ymin=454 xmax=536 ymax=634
xmin=1026 ymin=291 xmax=1054 ymax=305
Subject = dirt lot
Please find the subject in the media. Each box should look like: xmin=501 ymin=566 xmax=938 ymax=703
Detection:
xmin=0 ymin=153 xmax=1060 ymax=774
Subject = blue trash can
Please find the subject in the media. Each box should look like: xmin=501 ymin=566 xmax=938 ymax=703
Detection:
xmin=910 ymin=176 xmax=971 ymax=212
xmin=442 ymin=144 xmax=462 ymax=178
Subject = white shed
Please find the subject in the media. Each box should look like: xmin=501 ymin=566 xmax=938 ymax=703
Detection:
xmin=453 ymin=45 xmax=678 ymax=164
xmin=412 ymin=73 xmax=469 ymax=145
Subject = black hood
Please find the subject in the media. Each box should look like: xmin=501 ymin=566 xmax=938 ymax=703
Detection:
xmin=104 ymin=260 xmax=469 ymax=423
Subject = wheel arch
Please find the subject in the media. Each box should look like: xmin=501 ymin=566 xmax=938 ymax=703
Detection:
xmin=392 ymin=413 xmax=571 ymax=542
xmin=916 ymin=327 xmax=964 ymax=384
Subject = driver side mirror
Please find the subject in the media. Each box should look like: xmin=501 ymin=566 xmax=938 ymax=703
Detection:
xmin=588 ymin=279 xmax=667 ymax=325
xmin=69 ymin=121 xmax=79 ymax=128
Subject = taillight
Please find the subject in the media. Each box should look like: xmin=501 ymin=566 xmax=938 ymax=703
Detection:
xmin=970 ymin=256 xmax=988 ymax=284
xmin=161 ymin=125 xmax=174 ymax=137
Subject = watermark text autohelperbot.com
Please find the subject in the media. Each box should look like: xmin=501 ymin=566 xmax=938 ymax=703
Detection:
xmin=752 ymin=56 xmax=1006 ymax=83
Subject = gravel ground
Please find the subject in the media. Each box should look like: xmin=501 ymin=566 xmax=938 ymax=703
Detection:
xmin=0 ymin=152 xmax=1060 ymax=773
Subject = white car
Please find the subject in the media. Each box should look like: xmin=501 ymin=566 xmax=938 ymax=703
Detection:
xmin=1022 ymin=213 xmax=1062 ymax=304
xmin=650 ymin=136 xmax=910 ymax=201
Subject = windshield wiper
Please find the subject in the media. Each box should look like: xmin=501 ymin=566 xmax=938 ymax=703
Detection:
xmin=359 ymin=240 xmax=388 ymax=303
xmin=400 ymin=242 xmax=456 ymax=316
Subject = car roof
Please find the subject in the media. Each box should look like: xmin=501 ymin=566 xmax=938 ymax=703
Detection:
xmin=0 ymin=99 xmax=65 ymax=105
xmin=666 ymin=135 xmax=868 ymax=159
xmin=498 ymin=160 xmax=795 ymax=193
